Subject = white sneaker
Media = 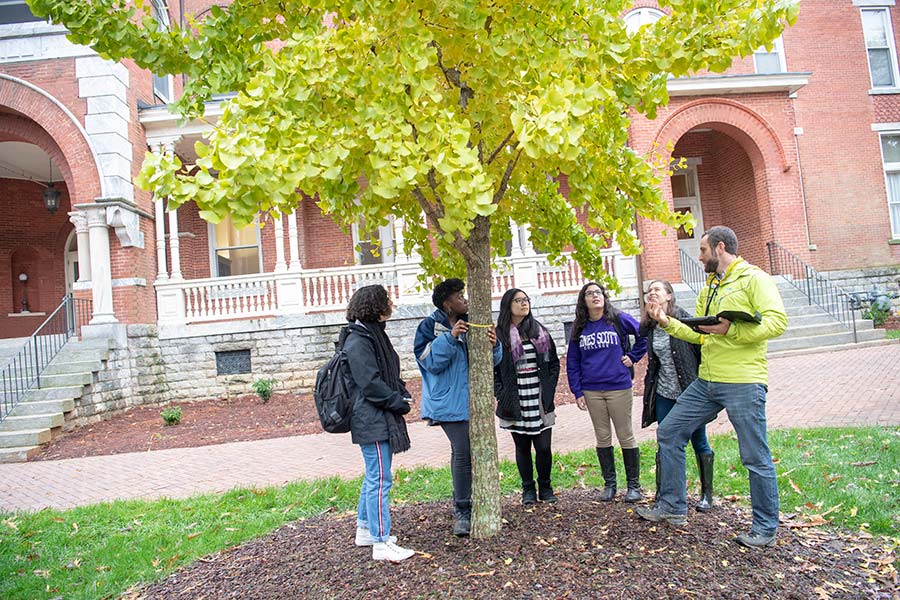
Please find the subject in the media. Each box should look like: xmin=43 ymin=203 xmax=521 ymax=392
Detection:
xmin=372 ymin=541 xmax=415 ymax=562
xmin=355 ymin=527 xmax=397 ymax=547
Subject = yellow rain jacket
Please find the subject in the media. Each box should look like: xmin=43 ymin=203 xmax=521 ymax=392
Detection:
xmin=663 ymin=258 xmax=787 ymax=385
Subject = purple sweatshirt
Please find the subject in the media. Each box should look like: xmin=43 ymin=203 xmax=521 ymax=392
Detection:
xmin=566 ymin=313 xmax=647 ymax=396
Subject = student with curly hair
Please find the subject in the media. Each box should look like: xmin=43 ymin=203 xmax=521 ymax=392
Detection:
xmin=567 ymin=282 xmax=647 ymax=503
xmin=344 ymin=285 xmax=416 ymax=562
xmin=414 ymin=278 xmax=502 ymax=536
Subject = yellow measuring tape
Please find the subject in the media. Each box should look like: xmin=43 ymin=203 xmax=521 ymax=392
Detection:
xmin=465 ymin=322 xmax=493 ymax=328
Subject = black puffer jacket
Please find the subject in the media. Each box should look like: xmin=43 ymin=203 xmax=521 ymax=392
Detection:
xmin=640 ymin=306 xmax=701 ymax=428
xmin=343 ymin=322 xmax=411 ymax=445
xmin=494 ymin=334 xmax=560 ymax=421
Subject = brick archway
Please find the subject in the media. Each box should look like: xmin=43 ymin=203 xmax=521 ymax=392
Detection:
xmin=0 ymin=73 xmax=104 ymax=202
xmin=644 ymin=98 xmax=804 ymax=273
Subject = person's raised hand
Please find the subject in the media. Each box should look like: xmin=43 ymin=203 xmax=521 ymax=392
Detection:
xmin=450 ymin=319 xmax=469 ymax=339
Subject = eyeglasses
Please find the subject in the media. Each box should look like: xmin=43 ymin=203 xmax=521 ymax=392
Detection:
xmin=512 ymin=296 xmax=530 ymax=305
xmin=585 ymin=290 xmax=604 ymax=298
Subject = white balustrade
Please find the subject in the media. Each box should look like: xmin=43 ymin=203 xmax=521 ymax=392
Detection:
xmin=155 ymin=251 xmax=635 ymax=325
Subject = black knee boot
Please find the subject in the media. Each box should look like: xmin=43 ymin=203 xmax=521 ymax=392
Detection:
xmin=696 ymin=450 xmax=714 ymax=512
xmin=522 ymin=480 xmax=537 ymax=506
xmin=595 ymin=446 xmax=616 ymax=501
xmin=622 ymin=447 xmax=642 ymax=503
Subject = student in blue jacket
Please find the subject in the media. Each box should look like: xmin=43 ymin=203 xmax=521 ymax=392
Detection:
xmin=414 ymin=278 xmax=502 ymax=536
xmin=567 ymin=282 xmax=647 ymax=503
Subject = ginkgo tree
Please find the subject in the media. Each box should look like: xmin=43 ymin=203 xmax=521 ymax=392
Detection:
xmin=29 ymin=0 xmax=798 ymax=537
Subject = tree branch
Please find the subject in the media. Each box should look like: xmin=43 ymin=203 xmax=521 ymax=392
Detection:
xmin=430 ymin=40 xmax=474 ymax=110
xmin=485 ymin=131 xmax=516 ymax=165
xmin=492 ymin=149 xmax=523 ymax=204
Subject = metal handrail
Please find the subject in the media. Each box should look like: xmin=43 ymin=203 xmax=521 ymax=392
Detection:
xmin=679 ymin=248 xmax=707 ymax=295
xmin=766 ymin=241 xmax=857 ymax=342
xmin=0 ymin=295 xmax=92 ymax=423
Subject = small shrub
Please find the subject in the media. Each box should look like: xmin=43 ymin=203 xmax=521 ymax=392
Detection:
xmin=252 ymin=378 xmax=277 ymax=403
xmin=862 ymin=305 xmax=890 ymax=327
xmin=160 ymin=406 xmax=182 ymax=425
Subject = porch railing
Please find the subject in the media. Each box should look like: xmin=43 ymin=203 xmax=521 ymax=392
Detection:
xmin=0 ymin=295 xmax=92 ymax=423
xmin=156 ymin=250 xmax=637 ymax=325
xmin=766 ymin=241 xmax=858 ymax=342
xmin=679 ymin=248 xmax=707 ymax=295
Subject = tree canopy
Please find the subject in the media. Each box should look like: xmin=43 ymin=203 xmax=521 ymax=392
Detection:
xmin=30 ymin=0 xmax=797 ymax=285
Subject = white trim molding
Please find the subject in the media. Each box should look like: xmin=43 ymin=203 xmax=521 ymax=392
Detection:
xmin=667 ymin=73 xmax=810 ymax=97
xmin=871 ymin=122 xmax=900 ymax=131
xmin=853 ymin=1 xmax=895 ymax=6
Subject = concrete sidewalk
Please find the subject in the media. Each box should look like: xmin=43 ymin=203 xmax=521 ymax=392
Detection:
xmin=1 ymin=343 xmax=898 ymax=513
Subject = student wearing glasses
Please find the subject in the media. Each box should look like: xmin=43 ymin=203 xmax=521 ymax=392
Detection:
xmin=494 ymin=288 xmax=561 ymax=505
xmin=567 ymin=282 xmax=648 ymax=503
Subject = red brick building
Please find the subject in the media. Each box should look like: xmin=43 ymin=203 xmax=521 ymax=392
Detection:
xmin=1 ymin=0 xmax=899 ymax=338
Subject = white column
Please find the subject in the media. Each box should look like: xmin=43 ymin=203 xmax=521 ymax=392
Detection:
xmin=392 ymin=217 xmax=407 ymax=262
xmin=167 ymin=205 xmax=182 ymax=280
xmin=509 ymin=219 xmax=523 ymax=256
xmin=287 ymin=210 xmax=300 ymax=271
xmin=273 ymin=215 xmax=287 ymax=272
xmin=520 ymin=223 xmax=535 ymax=255
xmin=154 ymin=198 xmax=169 ymax=281
xmin=85 ymin=207 xmax=118 ymax=324
xmin=68 ymin=212 xmax=92 ymax=282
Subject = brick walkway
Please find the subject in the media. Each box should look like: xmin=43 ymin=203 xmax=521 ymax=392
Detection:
xmin=1 ymin=343 xmax=898 ymax=513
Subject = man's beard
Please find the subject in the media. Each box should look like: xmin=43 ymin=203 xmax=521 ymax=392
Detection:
xmin=704 ymin=255 xmax=719 ymax=273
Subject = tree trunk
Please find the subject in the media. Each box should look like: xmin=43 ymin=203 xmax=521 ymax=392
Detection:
xmin=465 ymin=215 xmax=503 ymax=538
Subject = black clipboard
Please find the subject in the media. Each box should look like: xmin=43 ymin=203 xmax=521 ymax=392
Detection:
xmin=681 ymin=310 xmax=762 ymax=332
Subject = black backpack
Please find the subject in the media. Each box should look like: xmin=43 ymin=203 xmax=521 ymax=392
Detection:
xmin=314 ymin=327 xmax=355 ymax=433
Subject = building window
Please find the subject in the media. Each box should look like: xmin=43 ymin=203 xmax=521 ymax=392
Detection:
xmin=862 ymin=8 xmax=900 ymax=89
xmin=880 ymin=134 xmax=900 ymax=237
xmin=352 ymin=219 xmax=394 ymax=265
xmin=150 ymin=0 xmax=172 ymax=102
xmin=0 ymin=1 xmax=42 ymax=25
xmin=754 ymin=36 xmax=787 ymax=74
xmin=623 ymin=8 xmax=664 ymax=34
xmin=210 ymin=215 xmax=262 ymax=277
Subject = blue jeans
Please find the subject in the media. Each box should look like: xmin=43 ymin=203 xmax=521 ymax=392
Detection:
xmin=357 ymin=440 xmax=393 ymax=542
xmin=655 ymin=393 xmax=712 ymax=455
xmin=657 ymin=379 xmax=779 ymax=535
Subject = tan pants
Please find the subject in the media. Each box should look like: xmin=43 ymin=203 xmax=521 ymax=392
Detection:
xmin=583 ymin=388 xmax=637 ymax=449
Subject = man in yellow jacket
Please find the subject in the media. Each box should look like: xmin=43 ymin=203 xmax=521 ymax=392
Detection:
xmin=637 ymin=226 xmax=787 ymax=548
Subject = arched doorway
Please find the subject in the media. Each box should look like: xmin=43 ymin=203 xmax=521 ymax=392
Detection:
xmin=651 ymin=98 xmax=804 ymax=273
xmin=670 ymin=128 xmax=769 ymax=268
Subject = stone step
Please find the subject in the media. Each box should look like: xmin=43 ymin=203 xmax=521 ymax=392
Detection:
xmin=9 ymin=398 xmax=75 ymax=415
xmin=767 ymin=327 xmax=886 ymax=353
xmin=0 ymin=445 xmax=40 ymax=463
xmin=41 ymin=359 xmax=104 ymax=376
xmin=778 ymin=321 xmax=855 ymax=340
xmin=36 ymin=371 xmax=93 ymax=388
xmin=25 ymin=385 xmax=84 ymax=402
xmin=0 ymin=428 xmax=51 ymax=448
xmin=0 ymin=412 xmax=64 ymax=432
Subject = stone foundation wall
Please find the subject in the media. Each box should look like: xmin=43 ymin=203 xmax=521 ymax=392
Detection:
xmin=71 ymin=290 xmax=644 ymax=423
xmin=823 ymin=265 xmax=900 ymax=314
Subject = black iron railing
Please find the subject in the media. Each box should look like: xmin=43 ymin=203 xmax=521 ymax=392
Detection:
xmin=0 ymin=295 xmax=92 ymax=423
xmin=679 ymin=248 xmax=707 ymax=295
xmin=766 ymin=241 xmax=857 ymax=342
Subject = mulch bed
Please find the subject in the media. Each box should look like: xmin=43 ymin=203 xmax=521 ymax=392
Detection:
xmin=32 ymin=355 xmax=631 ymax=461
xmin=126 ymin=489 xmax=896 ymax=599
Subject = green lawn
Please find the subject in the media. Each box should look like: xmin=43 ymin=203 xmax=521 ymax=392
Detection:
xmin=1 ymin=426 xmax=897 ymax=600
xmin=886 ymin=329 xmax=900 ymax=339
